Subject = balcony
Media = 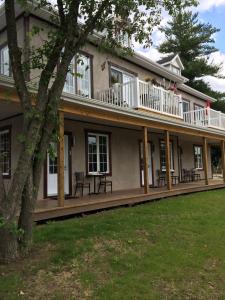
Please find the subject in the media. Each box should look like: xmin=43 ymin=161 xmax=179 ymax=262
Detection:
xmin=97 ymin=79 xmax=183 ymax=119
xmin=183 ymin=108 xmax=225 ymax=131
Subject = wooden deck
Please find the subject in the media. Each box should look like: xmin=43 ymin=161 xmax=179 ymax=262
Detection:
xmin=33 ymin=179 xmax=225 ymax=221
xmin=34 ymin=179 xmax=225 ymax=221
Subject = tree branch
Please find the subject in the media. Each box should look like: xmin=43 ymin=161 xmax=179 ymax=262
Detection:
xmin=5 ymin=0 xmax=32 ymax=114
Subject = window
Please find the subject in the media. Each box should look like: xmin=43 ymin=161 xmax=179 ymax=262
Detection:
xmin=194 ymin=145 xmax=203 ymax=169
xmin=182 ymin=100 xmax=190 ymax=113
xmin=110 ymin=66 xmax=133 ymax=86
xmin=63 ymin=54 xmax=92 ymax=98
xmin=160 ymin=140 xmax=174 ymax=172
xmin=0 ymin=127 xmax=11 ymax=177
xmin=0 ymin=45 xmax=10 ymax=76
xmin=194 ymin=104 xmax=204 ymax=111
xmin=87 ymin=132 xmax=110 ymax=175
xmin=77 ymin=55 xmax=91 ymax=97
xmin=171 ymin=65 xmax=181 ymax=75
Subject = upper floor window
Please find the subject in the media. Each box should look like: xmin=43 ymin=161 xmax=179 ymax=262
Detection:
xmin=170 ymin=65 xmax=181 ymax=75
xmin=160 ymin=140 xmax=174 ymax=172
xmin=86 ymin=132 xmax=111 ymax=175
xmin=64 ymin=54 xmax=92 ymax=98
xmin=0 ymin=127 xmax=11 ymax=177
xmin=0 ymin=45 xmax=10 ymax=76
xmin=110 ymin=66 xmax=134 ymax=86
xmin=194 ymin=103 xmax=204 ymax=111
xmin=194 ymin=145 xmax=203 ymax=169
xmin=182 ymin=100 xmax=190 ymax=113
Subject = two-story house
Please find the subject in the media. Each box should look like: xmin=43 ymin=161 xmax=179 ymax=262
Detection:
xmin=1 ymin=3 xmax=225 ymax=220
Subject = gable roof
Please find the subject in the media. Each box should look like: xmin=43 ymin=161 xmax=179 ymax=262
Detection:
xmin=158 ymin=54 xmax=184 ymax=70
xmin=157 ymin=54 xmax=177 ymax=65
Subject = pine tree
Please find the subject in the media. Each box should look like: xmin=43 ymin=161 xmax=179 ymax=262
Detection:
xmin=158 ymin=9 xmax=224 ymax=98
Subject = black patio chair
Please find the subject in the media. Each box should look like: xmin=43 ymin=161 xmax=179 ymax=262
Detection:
xmin=74 ymin=172 xmax=90 ymax=197
xmin=98 ymin=173 xmax=112 ymax=194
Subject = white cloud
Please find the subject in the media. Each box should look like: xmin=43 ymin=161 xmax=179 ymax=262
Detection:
xmin=201 ymin=51 xmax=225 ymax=92
xmin=197 ymin=0 xmax=225 ymax=11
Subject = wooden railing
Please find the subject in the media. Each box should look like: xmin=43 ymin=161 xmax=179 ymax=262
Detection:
xmin=183 ymin=107 xmax=225 ymax=130
xmin=97 ymin=79 xmax=183 ymax=118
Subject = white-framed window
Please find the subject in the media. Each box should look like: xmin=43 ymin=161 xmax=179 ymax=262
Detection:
xmin=194 ymin=103 xmax=204 ymax=111
xmin=77 ymin=55 xmax=91 ymax=97
xmin=160 ymin=140 xmax=174 ymax=172
xmin=110 ymin=66 xmax=134 ymax=86
xmin=182 ymin=100 xmax=190 ymax=113
xmin=0 ymin=45 xmax=10 ymax=76
xmin=63 ymin=54 xmax=92 ymax=98
xmin=87 ymin=132 xmax=110 ymax=175
xmin=0 ymin=127 xmax=11 ymax=177
xmin=194 ymin=145 xmax=203 ymax=169
xmin=64 ymin=57 xmax=76 ymax=94
xmin=170 ymin=65 xmax=181 ymax=75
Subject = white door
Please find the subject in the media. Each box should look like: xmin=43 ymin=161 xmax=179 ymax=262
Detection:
xmin=122 ymin=73 xmax=133 ymax=106
xmin=140 ymin=142 xmax=153 ymax=186
xmin=47 ymin=135 xmax=69 ymax=196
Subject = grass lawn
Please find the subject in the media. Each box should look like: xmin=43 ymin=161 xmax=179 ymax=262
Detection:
xmin=1 ymin=189 xmax=225 ymax=299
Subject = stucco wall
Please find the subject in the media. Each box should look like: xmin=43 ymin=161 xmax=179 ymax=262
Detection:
xmin=0 ymin=115 xmax=214 ymax=199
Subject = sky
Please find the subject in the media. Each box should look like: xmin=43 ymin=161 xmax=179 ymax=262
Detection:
xmin=135 ymin=0 xmax=225 ymax=93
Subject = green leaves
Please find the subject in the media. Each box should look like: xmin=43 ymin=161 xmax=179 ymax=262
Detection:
xmin=158 ymin=7 xmax=222 ymax=97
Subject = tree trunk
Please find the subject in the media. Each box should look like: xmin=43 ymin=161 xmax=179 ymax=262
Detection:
xmin=18 ymin=173 xmax=35 ymax=250
xmin=0 ymin=226 xmax=18 ymax=263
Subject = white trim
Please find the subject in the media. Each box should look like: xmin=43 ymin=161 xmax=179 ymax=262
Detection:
xmin=87 ymin=132 xmax=110 ymax=175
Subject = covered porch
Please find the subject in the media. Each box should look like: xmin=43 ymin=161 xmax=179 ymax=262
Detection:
xmin=34 ymin=179 xmax=225 ymax=221
xmin=35 ymin=100 xmax=225 ymax=221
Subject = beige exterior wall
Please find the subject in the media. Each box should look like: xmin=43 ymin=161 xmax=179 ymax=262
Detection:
xmin=0 ymin=15 xmax=209 ymax=111
xmin=0 ymin=115 xmax=44 ymax=198
xmin=0 ymin=115 xmax=215 ymax=200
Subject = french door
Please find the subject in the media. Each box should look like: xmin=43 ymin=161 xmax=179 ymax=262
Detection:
xmin=47 ymin=135 xmax=70 ymax=197
xmin=140 ymin=141 xmax=153 ymax=186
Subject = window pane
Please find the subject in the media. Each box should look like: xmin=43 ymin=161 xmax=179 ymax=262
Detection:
xmin=88 ymin=135 xmax=97 ymax=173
xmin=160 ymin=141 xmax=174 ymax=171
xmin=0 ymin=46 xmax=9 ymax=76
xmin=87 ymin=133 xmax=109 ymax=174
xmin=77 ymin=55 xmax=91 ymax=98
xmin=63 ymin=57 xmax=75 ymax=94
xmin=0 ymin=129 xmax=10 ymax=175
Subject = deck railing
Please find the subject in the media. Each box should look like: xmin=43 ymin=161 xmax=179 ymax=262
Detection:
xmin=97 ymin=79 xmax=183 ymax=118
xmin=138 ymin=80 xmax=183 ymax=118
xmin=97 ymin=80 xmax=135 ymax=108
xmin=183 ymin=107 xmax=225 ymax=130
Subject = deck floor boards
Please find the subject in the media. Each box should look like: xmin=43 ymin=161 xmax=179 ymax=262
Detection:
xmin=34 ymin=179 xmax=225 ymax=221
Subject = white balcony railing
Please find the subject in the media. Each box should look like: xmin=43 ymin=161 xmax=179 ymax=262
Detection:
xmin=138 ymin=80 xmax=183 ymax=118
xmin=97 ymin=79 xmax=183 ymax=118
xmin=183 ymin=107 xmax=225 ymax=131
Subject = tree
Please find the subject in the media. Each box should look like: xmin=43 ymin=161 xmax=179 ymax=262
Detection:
xmin=158 ymin=8 xmax=224 ymax=96
xmin=0 ymin=0 xmax=196 ymax=263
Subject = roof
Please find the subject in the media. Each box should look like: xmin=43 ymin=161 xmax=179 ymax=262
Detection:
xmin=158 ymin=54 xmax=185 ymax=71
xmin=179 ymin=84 xmax=217 ymax=103
xmin=157 ymin=54 xmax=177 ymax=65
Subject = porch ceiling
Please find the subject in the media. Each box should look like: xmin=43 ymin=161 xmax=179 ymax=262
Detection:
xmin=0 ymin=101 xmax=22 ymax=121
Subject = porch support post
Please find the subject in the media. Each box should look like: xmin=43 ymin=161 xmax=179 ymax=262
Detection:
xmin=143 ymin=126 xmax=149 ymax=194
xmin=221 ymin=140 xmax=225 ymax=183
xmin=165 ymin=130 xmax=172 ymax=190
xmin=57 ymin=110 xmax=65 ymax=207
xmin=203 ymin=137 xmax=209 ymax=186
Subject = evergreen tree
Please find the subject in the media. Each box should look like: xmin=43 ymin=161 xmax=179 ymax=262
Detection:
xmin=158 ymin=9 xmax=224 ymax=97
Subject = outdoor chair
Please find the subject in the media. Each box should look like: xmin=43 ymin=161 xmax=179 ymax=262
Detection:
xmin=74 ymin=172 xmax=90 ymax=197
xmin=98 ymin=173 xmax=112 ymax=194
xmin=157 ymin=170 xmax=166 ymax=187
xmin=191 ymin=169 xmax=201 ymax=181
xmin=182 ymin=169 xmax=192 ymax=183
